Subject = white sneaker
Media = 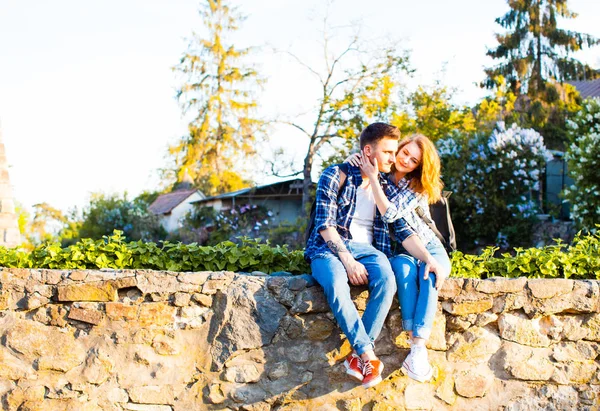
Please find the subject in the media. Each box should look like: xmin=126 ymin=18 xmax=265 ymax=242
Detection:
xmin=401 ymin=345 xmax=433 ymax=382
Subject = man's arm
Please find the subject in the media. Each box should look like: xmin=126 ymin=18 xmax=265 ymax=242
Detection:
xmin=312 ymin=166 xmax=368 ymax=286
xmin=319 ymin=227 xmax=368 ymax=285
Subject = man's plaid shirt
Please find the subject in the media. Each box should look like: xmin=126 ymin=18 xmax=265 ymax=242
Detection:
xmin=304 ymin=164 xmax=417 ymax=263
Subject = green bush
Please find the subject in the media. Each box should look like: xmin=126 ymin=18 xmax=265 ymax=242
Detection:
xmin=563 ymin=99 xmax=600 ymax=231
xmin=2 ymin=229 xmax=599 ymax=280
xmin=450 ymin=227 xmax=600 ymax=280
xmin=0 ymin=230 xmax=309 ymax=274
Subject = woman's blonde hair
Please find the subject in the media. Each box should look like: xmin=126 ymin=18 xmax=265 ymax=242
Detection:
xmin=395 ymin=133 xmax=443 ymax=204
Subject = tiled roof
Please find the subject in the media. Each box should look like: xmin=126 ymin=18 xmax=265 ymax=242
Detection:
xmin=568 ymin=78 xmax=600 ymax=99
xmin=191 ymin=178 xmax=307 ymax=204
xmin=148 ymin=189 xmax=198 ymax=215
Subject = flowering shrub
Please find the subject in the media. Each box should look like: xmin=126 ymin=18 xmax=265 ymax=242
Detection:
xmin=438 ymin=123 xmax=552 ymax=249
xmin=178 ymin=204 xmax=272 ymax=245
xmin=563 ymin=99 xmax=600 ymax=231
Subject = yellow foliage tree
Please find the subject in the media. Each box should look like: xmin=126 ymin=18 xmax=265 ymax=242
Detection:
xmin=170 ymin=0 xmax=265 ymax=196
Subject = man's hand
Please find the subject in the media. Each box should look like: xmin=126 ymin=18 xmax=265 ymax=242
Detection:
xmin=423 ymin=258 xmax=447 ymax=291
xmin=341 ymin=256 xmax=369 ymax=285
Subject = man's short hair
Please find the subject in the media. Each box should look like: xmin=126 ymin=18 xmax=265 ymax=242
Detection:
xmin=359 ymin=122 xmax=401 ymax=149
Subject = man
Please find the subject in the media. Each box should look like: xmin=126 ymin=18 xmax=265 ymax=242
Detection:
xmin=304 ymin=122 xmax=442 ymax=388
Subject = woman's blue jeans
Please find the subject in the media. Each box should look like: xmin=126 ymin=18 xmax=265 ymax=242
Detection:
xmin=311 ymin=241 xmax=397 ymax=355
xmin=391 ymin=242 xmax=451 ymax=340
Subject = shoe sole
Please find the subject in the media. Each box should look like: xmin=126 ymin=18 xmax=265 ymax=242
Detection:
xmin=361 ymin=362 xmax=384 ymax=388
xmin=401 ymin=361 xmax=433 ymax=383
xmin=361 ymin=375 xmax=382 ymax=389
xmin=344 ymin=360 xmax=363 ymax=381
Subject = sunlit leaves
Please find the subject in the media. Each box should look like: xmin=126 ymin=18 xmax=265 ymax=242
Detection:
xmin=170 ymin=0 xmax=265 ymax=196
xmin=0 ymin=230 xmax=310 ymax=274
xmin=450 ymin=229 xmax=600 ymax=279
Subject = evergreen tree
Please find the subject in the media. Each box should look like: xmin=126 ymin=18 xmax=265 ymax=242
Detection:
xmin=170 ymin=0 xmax=264 ymax=196
xmin=483 ymin=0 xmax=599 ymax=96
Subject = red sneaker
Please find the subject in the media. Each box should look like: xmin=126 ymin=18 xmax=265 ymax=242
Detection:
xmin=361 ymin=359 xmax=384 ymax=388
xmin=343 ymin=352 xmax=364 ymax=381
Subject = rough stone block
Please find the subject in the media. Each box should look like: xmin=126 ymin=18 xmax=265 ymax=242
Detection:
xmin=551 ymin=361 xmax=598 ymax=384
xmin=111 ymin=276 xmax=138 ymax=289
xmin=172 ymin=292 xmax=191 ymax=307
xmin=305 ymin=318 xmax=334 ymax=341
xmin=447 ymin=326 xmax=501 ymax=364
xmin=0 ymin=291 xmax=12 ymax=310
xmin=439 ymin=278 xmax=464 ymax=299
xmin=0 ymin=347 xmax=32 ymax=380
xmin=68 ymin=307 xmax=104 ymax=325
xmin=454 ymin=369 xmax=492 ymax=398
xmin=106 ymin=302 xmax=139 ymax=321
xmin=68 ymin=270 xmax=88 ymax=281
xmin=128 ymin=385 xmax=175 ymax=405
xmin=57 ymin=283 xmax=117 ymax=302
xmin=24 ymin=293 xmax=49 ymax=312
xmin=43 ymin=270 xmax=64 ymax=284
xmin=498 ymin=312 xmax=551 ymax=347
xmin=223 ymin=361 xmax=262 ymax=383
xmin=474 ymin=277 xmax=527 ymax=294
xmin=48 ymin=305 xmax=68 ymax=327
xmin=5 ymin=320 xmax=85 ymax=373
xmin=192 ymin=293 xmax=212 ymax=307
xmin=499 ymin=341 xmax=554 ymax=381
xmin=152 ymin=334 xmax=179 ymax=355
xmin=582 ymin=313 xmax=600 ymax=341
xmin=404 ymin=383 xmax=434 ymax=410
xmin=177 ymin=272 xmax=210 ymax=285
xmin=201 ymin=271 xmax=235 ymax=294
xmin=290 ymin=287 xmax=329 ymax=314
xmin=528 ymin=278 xmax=574 ymax=299
xmin=121 ymin=404 xmax=173 ymax=411
xmin=138 ymin=303 xmax=177 ymax=327
xmin=557 ymin=315 xmax=588 ymax=341
xmin=442 ymin=294 xmax=493 ymax=316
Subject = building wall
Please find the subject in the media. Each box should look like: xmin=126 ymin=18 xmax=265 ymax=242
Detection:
xmin=260 ymin=198 xmax=302 ymax=225
xmin=159 ymin=192 xmax=204 ymax=233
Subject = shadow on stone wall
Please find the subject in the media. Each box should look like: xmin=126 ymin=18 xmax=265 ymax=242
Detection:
xmin=0 ymin=268 xmax=599 ymax=410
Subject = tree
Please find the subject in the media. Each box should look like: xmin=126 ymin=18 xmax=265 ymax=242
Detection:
xmin=30 ymin=203 xmax=68 ymax=243
xmin=482 ymin=0 xmax=599 ymax=96
xmin=392 ymin=83 xmax=476 ymax=142
xmin=170 ymin=0 xmax=265 ymax=196
xmin=274 ymin=20 xmax=412 ymax=213
xmin=78 ymin=193 xmax=165 ymax=242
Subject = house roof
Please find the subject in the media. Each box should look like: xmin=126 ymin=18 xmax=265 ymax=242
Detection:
xmin=568 ymin=78 xmax=600 ymax=99
xmin=148 ymin=189 xmax=199 ymax=215
xmin=191 ymin=178 xmax=309 ymax=205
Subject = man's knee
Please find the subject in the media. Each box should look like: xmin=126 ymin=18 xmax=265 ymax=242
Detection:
xmin=371 ymin=263 xmax=397 ymax=296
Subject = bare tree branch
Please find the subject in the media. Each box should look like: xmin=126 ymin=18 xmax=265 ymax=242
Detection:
xmin=278 ymin=121 xmax=312 ymax=138
xmin=277 ymin=49 xmax=324 ymax=85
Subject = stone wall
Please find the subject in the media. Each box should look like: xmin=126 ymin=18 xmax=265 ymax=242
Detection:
xmin=0 ymin=268 xmax=599 ymax=410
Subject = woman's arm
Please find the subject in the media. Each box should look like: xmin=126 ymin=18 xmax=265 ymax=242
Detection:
xmin=358 ymin=154 xmax=394 ymax=217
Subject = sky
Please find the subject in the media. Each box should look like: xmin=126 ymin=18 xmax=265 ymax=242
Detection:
xmin=1 ymin=0 xmax=599 ymax=215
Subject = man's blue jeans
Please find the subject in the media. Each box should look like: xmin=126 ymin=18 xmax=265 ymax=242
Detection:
xmin=311 ymin=241 xmax=397 ymax=355
xmin=391 ymin=241 xmax=451 ymax=340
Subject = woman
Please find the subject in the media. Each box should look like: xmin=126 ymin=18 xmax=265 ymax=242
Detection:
xmin=347 ymin=133 xmax=451 ymax=383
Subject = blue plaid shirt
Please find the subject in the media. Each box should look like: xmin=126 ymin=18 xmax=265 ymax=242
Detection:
xmin=304 ymin=164 xmax=416 ymax=263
